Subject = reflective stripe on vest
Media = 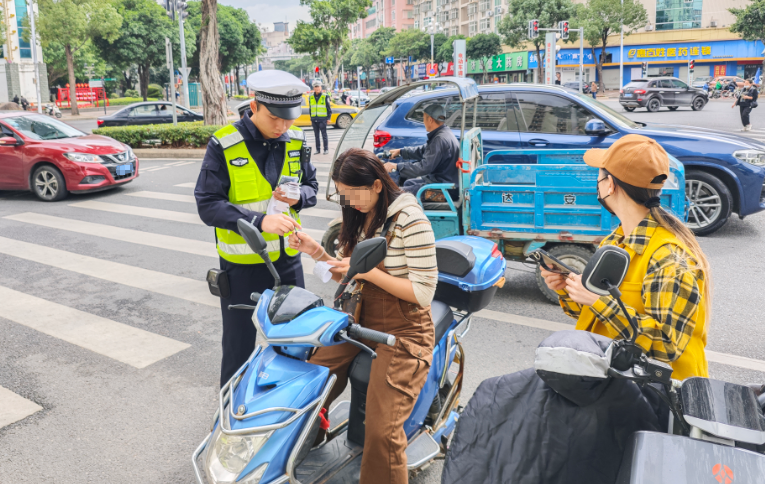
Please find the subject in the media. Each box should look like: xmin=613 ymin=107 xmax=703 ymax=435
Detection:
xmin=309 ymin=93 xmax=328 ymax=117
xmin=575 ymin=226 xmax=708 ymax=380
xmin=212 ymin=123 xmax=304 ymax=265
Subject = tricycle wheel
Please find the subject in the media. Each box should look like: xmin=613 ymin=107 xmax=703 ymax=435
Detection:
xmin=535 ymin=245 xmax=595 ymax=304
xmin=321 ymin=222 xmax=342 ymax=258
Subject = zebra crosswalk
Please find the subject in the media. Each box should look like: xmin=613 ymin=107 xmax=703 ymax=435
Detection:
xmin=2 ymin=168 xmax=765 ymax=443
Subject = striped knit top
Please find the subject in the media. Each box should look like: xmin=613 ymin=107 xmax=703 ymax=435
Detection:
xmin=340 ymin=193 xmax=438 ymax=307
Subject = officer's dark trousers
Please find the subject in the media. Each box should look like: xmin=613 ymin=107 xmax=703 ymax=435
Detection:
xmin=219 ymin=251 xmax=304 ymax=386
xmin=740 ymin=105 xmax=752 ymax=127
xmin=311 ymin=117 xmax=329 ymax=152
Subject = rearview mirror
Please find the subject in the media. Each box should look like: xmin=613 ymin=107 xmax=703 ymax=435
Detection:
xmin=237 ymin=218 xmax=267 ymax=253
xmin=0 ymin=136 xmax=18 ymax=146
xmin=581 ymin=246 xmax=630 ymax=296
xmin=585 ymin=119 xmax=609 ymax=136
xmin=347 ymin=237 xmax=387 ymax=280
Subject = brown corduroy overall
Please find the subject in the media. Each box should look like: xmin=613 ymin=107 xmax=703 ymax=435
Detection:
xmin=309 ymin=222 xmax=435 ymax=484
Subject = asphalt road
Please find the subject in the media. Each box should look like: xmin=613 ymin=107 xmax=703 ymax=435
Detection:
xmin=2 ymin=97 xmax=765 ymax=483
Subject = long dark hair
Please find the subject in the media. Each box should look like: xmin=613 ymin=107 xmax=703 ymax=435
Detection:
xmin=333 ymin=148 xmax=401 ymax=255
xmin=604 ymin=168 xmax=712 ymax=317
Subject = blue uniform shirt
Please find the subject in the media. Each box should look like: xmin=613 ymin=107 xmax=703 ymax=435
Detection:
xmin=194 ymin=112 xmax=319 ymax=234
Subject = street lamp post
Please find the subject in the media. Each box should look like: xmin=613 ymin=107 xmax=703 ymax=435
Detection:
xmin=619 ymin=0 xmax=624 ymax=91
xmin=177 ymin=0 xmax=191 ymax=109
xmin=28 ymin=0 xmax=42 ymax=113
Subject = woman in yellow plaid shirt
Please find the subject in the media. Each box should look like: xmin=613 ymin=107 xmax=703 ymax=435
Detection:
xmin=541 ymin=134 xmax=711 ymax=380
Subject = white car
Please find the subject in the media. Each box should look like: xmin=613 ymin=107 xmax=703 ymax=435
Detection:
xmin=347 ymin=90 xmax=371 ymax=107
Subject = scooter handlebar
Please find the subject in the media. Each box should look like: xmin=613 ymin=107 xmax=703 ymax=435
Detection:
xmin=348 ymin=324 xmax=396 ymax=347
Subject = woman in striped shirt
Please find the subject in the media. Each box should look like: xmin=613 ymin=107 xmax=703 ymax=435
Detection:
xmin=288 ymin=148 xmax=437 ymax=484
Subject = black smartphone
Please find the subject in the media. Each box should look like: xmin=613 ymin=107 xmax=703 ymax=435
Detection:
xmin=529 ymin=249 xmax=580 ymax=276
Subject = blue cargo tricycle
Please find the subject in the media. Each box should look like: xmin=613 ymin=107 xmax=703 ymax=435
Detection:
xmin=323 ymin=77 xmax=686 ymax=302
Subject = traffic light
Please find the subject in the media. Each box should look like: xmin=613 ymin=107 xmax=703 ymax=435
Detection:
xmin=689 ymin=60 xmax=695 ymax=72
xmin=528 ymin=19 xmax=539 ymax=39
xmin=163 ymin=0 xmax=175 ymax=20
xmin=559 ymin=20 xmax=569 ymax=40
xmin=641 ymin=62 xmax=648 ymax=77
xmin=315 ymin=66 xmax=319 ymax=74
xmin=177 ymin=0 xmax=188 ymax=21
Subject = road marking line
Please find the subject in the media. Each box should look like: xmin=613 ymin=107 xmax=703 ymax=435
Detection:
xmin=145 ymin=166 xmax=170 ymax=172
xmin=302 ymin=207 xmax=341 ymax=219
xmin=0 ymin=286 xmax=190 ymax=369
xmin=70 ymin=200 xmax=205 ymax=225
xmin=0 ymin=386 xmax=42 ymax=429
xmin=0 ymin=236 xmax=218 ymax=307
xmin=4 ymin=213 xmax=215 ymax=258
xmin=175 ymin=182 xmax=196 ymax=188
xmin=476 ymin=309 xmax=765 ymax=373
xmin=127 ymin=191 xmax=196 ymax=203
xmin=175 ymin=161 xmax=197 ymax=166
xmin=164 ymin=161 xmax=187 ymax=166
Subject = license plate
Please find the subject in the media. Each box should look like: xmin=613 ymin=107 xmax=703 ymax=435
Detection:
xmin=116 ymin=163 xmax=133 ymax=176
xmin=624 ymin=94 xmax=633 ymax=98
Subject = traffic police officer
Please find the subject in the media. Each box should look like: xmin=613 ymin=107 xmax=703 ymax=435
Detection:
xmin=195 ymin=70 xmax=319 ymax=386
xmin=309 ymin=80 xmax=331 ymax=155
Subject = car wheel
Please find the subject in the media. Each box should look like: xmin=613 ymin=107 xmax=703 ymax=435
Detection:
xmin=623 ymin=106 xmax=635 ymax=112
xmin=535 ymin=244 xmax=594 ymax=304
xmin=668 ymin=106 xmax=679 ymax=111
xmin=32 ymin=165 xmax=68 ymax=202
xmin=691 ymin=97 xmax=706 ymax=111
xmin=335 ymin=113 xmax=353 ymax=129
xmin=647 ymin=98 xmax=661 ymax=112
xmin=321 ymin=223 xmax=342 ymax=258
xmin=685 ymin=170 xmax=732 ymax=236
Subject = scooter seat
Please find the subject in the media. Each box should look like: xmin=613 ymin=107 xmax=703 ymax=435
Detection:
xmin=348 ymin=301 xmax=453 ymax=389
xmin=422 ymin=199 xmax=462 ymax=211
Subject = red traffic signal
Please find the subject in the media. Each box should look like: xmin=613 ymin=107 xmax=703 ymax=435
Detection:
xmin=533 ymin=20 xmax=538 ymax=32
xmin=315 ymin=66 xmax=319 ymax=73
xmin=689 ymin=60 xmax=695 ymax=71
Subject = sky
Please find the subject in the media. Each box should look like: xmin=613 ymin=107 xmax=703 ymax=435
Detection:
xmin=219 ymin=0 xmax=312 ymax=30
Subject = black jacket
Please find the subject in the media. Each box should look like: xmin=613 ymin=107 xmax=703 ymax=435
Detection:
xmin=398 ymin=125 xmax=460 ymax=196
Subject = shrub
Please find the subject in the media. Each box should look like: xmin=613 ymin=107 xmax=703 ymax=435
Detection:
xmin=108 ymin=97 xmax=159 ymax=106
xmin=232 ymin=94 xmax=253 ymax=100
xmin=124 ymin=89 xmax=140 ymax=98
xmin=147 ymin=84 xmax=164 ymax=98
xmin=93 ymin=122 xmax=224 ymax=148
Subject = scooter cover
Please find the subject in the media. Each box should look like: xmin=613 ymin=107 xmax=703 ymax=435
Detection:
xmin=443 ymin=333 xmax=667 ymax=484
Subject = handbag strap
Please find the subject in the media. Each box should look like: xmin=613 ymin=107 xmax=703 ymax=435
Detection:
xmin=380 ymin=210 xmax=404 ymax=244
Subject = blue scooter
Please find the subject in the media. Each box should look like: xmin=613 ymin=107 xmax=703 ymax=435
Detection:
xmin=193 ymin=218 xmax=506 ymax=484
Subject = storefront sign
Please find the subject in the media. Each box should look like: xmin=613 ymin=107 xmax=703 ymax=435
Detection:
xmin=544 ymin=32 xmax=555 ymax=85
xmin=627 ymin=45 xmax=712 ymax=59
xmin=466 ymin=52 xmax=528 ymax=74
xmin=714 ymin=65 xmax=727 ymax=77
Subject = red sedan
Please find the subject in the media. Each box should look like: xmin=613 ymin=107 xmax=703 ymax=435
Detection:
xmin=0 ymin=112 xmax=139 ymax=201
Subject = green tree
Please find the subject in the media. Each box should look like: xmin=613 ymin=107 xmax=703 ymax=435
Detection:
xmin=37 ymin=0 xmax=122 ymax=115
xmin=498 ymin=0 xmax=577 ymax=82
xmin=274 ymin=56 xmax=316 ymax=79
xmin=467 ymin=33 xmax=502 ymax=83
xmin=289 ymin=0 xmax=371 ymax=88
xmin=92 ymin=0 xmax=193 ymax=101
xmin=729 ymin=1 xmax=765 ymax=74
xmin=43 ymin=41 xmax=102 ymax=88
xmin=575 ymin=0 xmax=647 ymax=90
xmin=385 ymin=28 xmax=430 ymax=85
xmin=436 ymin=34 xmax=466 ymax=75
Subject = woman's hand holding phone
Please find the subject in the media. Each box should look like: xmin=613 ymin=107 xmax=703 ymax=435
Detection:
xmin=540 ymin=267 xmax=568 ymax=291
xmin=564 ymin=273 xmax=600 ymax=306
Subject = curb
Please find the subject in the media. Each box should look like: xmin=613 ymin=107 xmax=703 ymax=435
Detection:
xmin=134 ymin=148 xmax=205 ymax=159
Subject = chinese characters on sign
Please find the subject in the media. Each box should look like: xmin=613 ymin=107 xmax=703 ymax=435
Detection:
xmin=627 ymin=45 xmax=712 ymax=59
xmin=454 ymin=39 xmax=466 ymax=78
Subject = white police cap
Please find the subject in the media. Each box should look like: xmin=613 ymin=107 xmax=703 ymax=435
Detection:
xmin=246 ymin=70 xmax=310 ymax=120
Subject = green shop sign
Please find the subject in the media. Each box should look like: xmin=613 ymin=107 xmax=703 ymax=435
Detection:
xmin=467 ymin=52 xmax=528 ymax=74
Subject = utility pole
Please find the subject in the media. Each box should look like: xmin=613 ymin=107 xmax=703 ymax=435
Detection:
xmin=165 ymin=0 xmax=190 ymax=108
xmin=619 ymin=0 xmax=624 ymax=91
xmin=28 ymin=0 xmax=42 ymax=113
xmin=165 ymin=37 xmax=178 ymax=125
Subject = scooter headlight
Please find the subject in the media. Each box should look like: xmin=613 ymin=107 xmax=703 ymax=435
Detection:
xmin=205 ymin=422 xmax=270 ymax=484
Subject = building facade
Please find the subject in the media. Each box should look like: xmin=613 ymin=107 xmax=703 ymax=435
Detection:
xmin=350 ymin=0 xmax=417 ymax=39
xmin=260 ymin=22 xmax=301 ymax=70
xmin=1 ymin=0 xmax=48 ymax=103
xmin=409 ymin=0 xmax=507 ymax=38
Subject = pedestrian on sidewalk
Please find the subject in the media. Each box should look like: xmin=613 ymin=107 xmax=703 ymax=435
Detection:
xmin=733 ymin=78 xmax=758 ymax=131
xmin=309 ymin=80 xmax=332 ymax=155
xmin=590 ymin=82 xmax=599 ymax=99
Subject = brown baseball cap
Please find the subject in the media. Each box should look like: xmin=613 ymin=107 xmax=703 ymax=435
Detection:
xmin=583 ymin=134 xmax=669 ymax=189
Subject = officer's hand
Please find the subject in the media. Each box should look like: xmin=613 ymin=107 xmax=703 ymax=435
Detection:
xmin=288 ymin=231 xmax=320 ymax=255
xmin=273 ymin=187 xmax=300 ymax=207
xmin=384 ymin=162 xmax=397 ymax=173
xmin=261 ymin=214 xmax=301 ymax=236
xmin=389 ymin=149 xmax=401 ymax=158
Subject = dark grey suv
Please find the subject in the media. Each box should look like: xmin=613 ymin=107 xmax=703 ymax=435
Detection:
xmin=620 ymin=77 xmax=708 ymax=112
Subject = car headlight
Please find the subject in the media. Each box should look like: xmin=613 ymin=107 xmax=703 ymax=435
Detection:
xmin=733 ymin=150 xmax=765 ymax=166
xmin=125 ymin=146 xmax=136 ymax=161
xmin=63 ymin=152 xmax=103 ymax=163
xmin=205 ymin=422 xmax=270 ymax=484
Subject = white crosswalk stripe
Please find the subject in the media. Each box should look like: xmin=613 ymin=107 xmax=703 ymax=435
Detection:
xmin=0 ymin=286 xmax=190 ymax=368
xmin=128 ymin=191 xmax=196 ymax=203
xmin=175 ymin=182 xmax=196 ymax=188
xmin=70 ymin=200 xmax=206 ymax=225
xmin=0 ymin=385 xmax=42 ymax=428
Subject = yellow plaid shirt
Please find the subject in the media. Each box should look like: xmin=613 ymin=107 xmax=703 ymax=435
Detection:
xmin=558 ymin=216 xmax=704 ymax=363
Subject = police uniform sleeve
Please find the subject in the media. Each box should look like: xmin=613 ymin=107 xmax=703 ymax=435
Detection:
xmin=194 ymin=137 xmax=265 ymax=233
xmin=293 ymin=157 xmax=319 ymax=211
xmin=326 ymin=96 xmax=332 ymax=117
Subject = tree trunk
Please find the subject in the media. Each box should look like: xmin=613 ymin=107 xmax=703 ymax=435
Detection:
xmin=535 ymin=45 xmax=543 ymax=84
xmin=236 ymin=66 xmax=241 ymax=96
xmin=65 ymin=44 xmax=79 ymax=116
xmin=199 ymin=0 xmax=227 ymax=125
xmin=138 ymin=65 xmax=150 ymax=101
xmin=596 ymin=42 xmax=606 ymax=91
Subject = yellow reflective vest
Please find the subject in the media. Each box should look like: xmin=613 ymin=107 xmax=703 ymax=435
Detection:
xmin=212 ymin=123 xmax=304 ymax=265
xmin=575 ymin=226 xmax=708 ymax=380
xmin=309 ymin=93 xmax=328 ymax=118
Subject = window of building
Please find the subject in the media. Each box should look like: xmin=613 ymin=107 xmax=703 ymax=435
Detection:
xmin=656 ymin=0 xmax=702 ymax=31
xmin=366 ymin=18 xmax=377 ymax=28
xmin=451 ymin=27 xmax=458 ymax=36
xmin=513 ymin=93 xmax=600 ymax=135
xmin=469 ymin=21 xmax=477 ymax=35
xmin=424 ymin=16 xmax=432 ymax=26
xmin=495 ymin=14 xmax=502 ymax=30
xmin=407 ymin=0 xmax=414 ymax=4
xmin=392 ymin=11 xmax=396 ymax=21
xmin=15 ymin=0 xmax=31 ymax=59
xmin=479 ymin=0 xmax=491 ymax=11
xmin=406 ymin=9 xmax=414 ymax=18
xmin=415 ymin=20 xmax=419 ymax=28
xmin=468 ymin=4 xmax=477 ymax=15
xmin=450 ymin=8 xmax=458 ymax=19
